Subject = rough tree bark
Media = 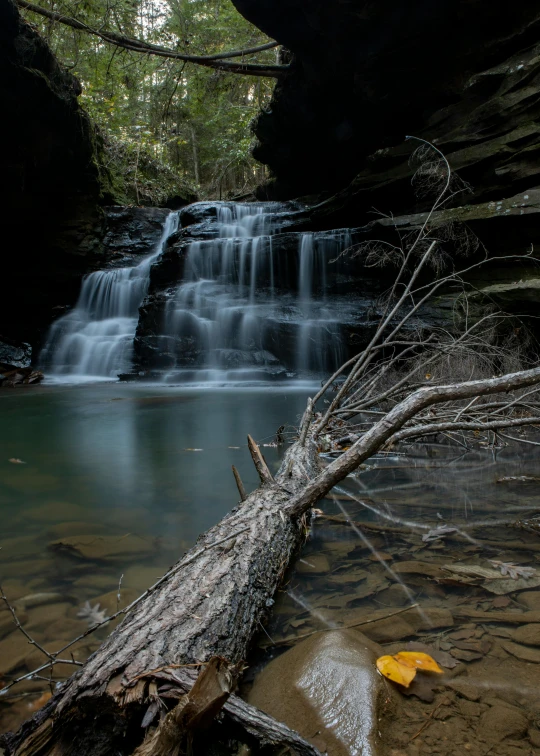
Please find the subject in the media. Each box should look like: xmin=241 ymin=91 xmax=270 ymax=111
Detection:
xmin=3 ymin=366 xmax=540 ymax=755
xmin=2 ymin=438 xmax=322 ymax=755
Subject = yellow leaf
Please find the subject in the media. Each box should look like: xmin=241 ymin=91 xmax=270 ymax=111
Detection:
xmin=376 ymin=655 xmax=417 ymax=688
xmin=394 ymin=651 xmax=443 ymax=674
xmin=376 ymin=650 xmax=444 ymax=688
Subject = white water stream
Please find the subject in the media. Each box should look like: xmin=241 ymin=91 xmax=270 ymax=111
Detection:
xmin=42 ymin=202 xmax=353 ymax=383
xmin=160 ymin=203 xmax=351 ymax=382
xmin=41 ymin=212 xmax=178 ymax=380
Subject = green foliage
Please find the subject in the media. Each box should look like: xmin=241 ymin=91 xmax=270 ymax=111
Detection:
xmin=101 ymin=134 xmax=199 ymax=207
xmin=25 ymin=0 xmax=274 ymax=199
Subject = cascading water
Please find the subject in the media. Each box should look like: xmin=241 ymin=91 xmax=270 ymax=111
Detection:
xmin=41 ymin=212 xmax=178 ymax=380
xmin=41 ymin=201 xmax=359 ymax=384
xmin=156 ymin=203 xmax=353 ymax=383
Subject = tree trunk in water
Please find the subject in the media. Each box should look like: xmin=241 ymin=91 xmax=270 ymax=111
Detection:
xmin=2 ymin=439 xmax=322 ymax=756
xmin=5 ymin=366 xmax=540 ymax=754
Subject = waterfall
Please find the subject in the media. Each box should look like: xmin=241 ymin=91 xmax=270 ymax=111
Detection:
xmin=41 ymin=201 xmax=356 ymax=385
xmin=157 ymin=203 xmax=351 ymax=384
xmin=41 ymin=212 xmax=178 ymax=380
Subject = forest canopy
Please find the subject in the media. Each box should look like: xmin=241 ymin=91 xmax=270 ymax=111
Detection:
xmin=21 ymin=0 xmax=278 ymax=198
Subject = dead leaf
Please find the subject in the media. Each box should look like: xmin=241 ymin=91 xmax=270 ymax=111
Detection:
xmin=376 ymin=650 xmax=443 ymax=688
xmin=394 ymin=651 xmax=443 ymax=674
xmin=8 ymin=458 xmax=26 ymax=464
xmin=376 ymin=655 xmax=417 ymax=688
xmin=401 ymin=672 xmax=441 ymax=702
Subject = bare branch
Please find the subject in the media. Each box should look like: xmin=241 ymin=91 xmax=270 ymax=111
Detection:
xmin=287 ymin=366 xmax=540 ymax=517
xmin=388 ymin=415 xmax=540 ymax=444
xmin=18 ymin=0 xmax=286 ymax=78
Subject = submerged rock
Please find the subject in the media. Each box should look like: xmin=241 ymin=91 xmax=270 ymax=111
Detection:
xmin=512 ymin=624 xmax=540 ymax=647
xmin=477 ymin=703 xmax=529 ymax=743
xmin=247 ymin=629 xmax=391 ymax=756
xmin=48 ymin=534 xmax=156 ymax=561
xmin=501 ymin=640 xmax=540 ymax=664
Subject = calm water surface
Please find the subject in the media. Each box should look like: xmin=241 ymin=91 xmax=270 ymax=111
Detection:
xmin=2 ymin=385 xmax=540 ymax=755
xmin=0 ymin=383 xmax=311 ymax=544
xmin=0 ymin=383 xmax=310 ymax=731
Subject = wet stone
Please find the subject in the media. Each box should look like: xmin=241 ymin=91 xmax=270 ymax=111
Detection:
xmin=121 ymin=564 xmax=173 ymax=593
xmin=15 ymin=592 xmax=70 ymax=610
xmin=447 ymin=681 xmax=481 ymax=701
xmin=296 ymin=554 xmax=330 ymax=574
xmin=44 ymin=617 xmax=86 ymax=643
xmin=327 ymin=568 xmax=370 ymax=586
xmin=512 ymin=623 xmax=540 ymax=646
xmin=0 ymin=610 xmax=27 ymax=641
xmin=48 ymin=534 xmax=155 ymax=561
xmin=73 ymin=573 xmax=120 ymax=592
xmin=375 ymin=584 xmax=411 ymax=607
xmin=360 ymin=616 xmax=417 ymax=643
xmin=0 ymin=633 xmax=47 ymax=675
xmin=501 ymin=640 xmax=540 ymax=663
xmin=528 ymin=729 xmax=540 ymax=747
xmin=247 ymin=629 xmax=389 ymax=756
xmin=46 ymin=521 xmax=108 ymax=540
xmin=477 ymin=705 xmax=528 ymax=742
xmin=81 ymin=588 xmax=140 ymax=617
xmin=26 ymin=501 xmax=89 ymax=523
xmin=458 ymin=700 xmax=488 ymax=718
xmin=25 ymin=603 xmax=72 ymax=631
xmin=393 ymin=560 xmax=445 ymax=578
xmin=518 ymin=591 xmax=540 ymax=611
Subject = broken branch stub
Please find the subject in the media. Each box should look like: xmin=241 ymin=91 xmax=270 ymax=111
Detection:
xmin=232 ymin=465 xmax=247 ymax=501
xmin=247 ymin=434 xmax=274 ymax=484
xmin=134 ymin=658 xmax=243 ymax=756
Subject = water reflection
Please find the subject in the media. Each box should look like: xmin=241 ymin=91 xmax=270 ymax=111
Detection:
xmin=0 ymin=383 xmax=310 ymax=732
xmin=0 ymin=384 xmax=310 ymax=543
xmin=249 ymin=442 xmax=540 ymax=755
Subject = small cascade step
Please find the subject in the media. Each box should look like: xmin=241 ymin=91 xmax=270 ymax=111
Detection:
xmin=41 ymin=199 xmax=398 ymax=384
xmin=41 ymin=212 xmax=178 ymax=379
xmin=134 ymin=201 xmax=367 ymax=383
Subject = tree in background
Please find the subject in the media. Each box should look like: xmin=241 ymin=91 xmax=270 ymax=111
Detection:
xmin=23 ymin=0 xmax=278 ymax=199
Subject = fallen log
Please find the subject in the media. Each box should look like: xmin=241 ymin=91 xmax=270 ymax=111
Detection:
xmin=1 ymin=438 xmax=322 ymax=755
xmin=3 ymin=366 xmax=540 ymax=755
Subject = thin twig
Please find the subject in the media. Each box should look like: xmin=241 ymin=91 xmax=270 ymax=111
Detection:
xmin=0 ymin=527 xmax=250 ymax=696
xmin=410 ymin=702 xmax=444 ymax=741
xmin=0 ymin=585 xmax=54 ymax=661
xmin=260 ymin=603 xmax=419 ymax=648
